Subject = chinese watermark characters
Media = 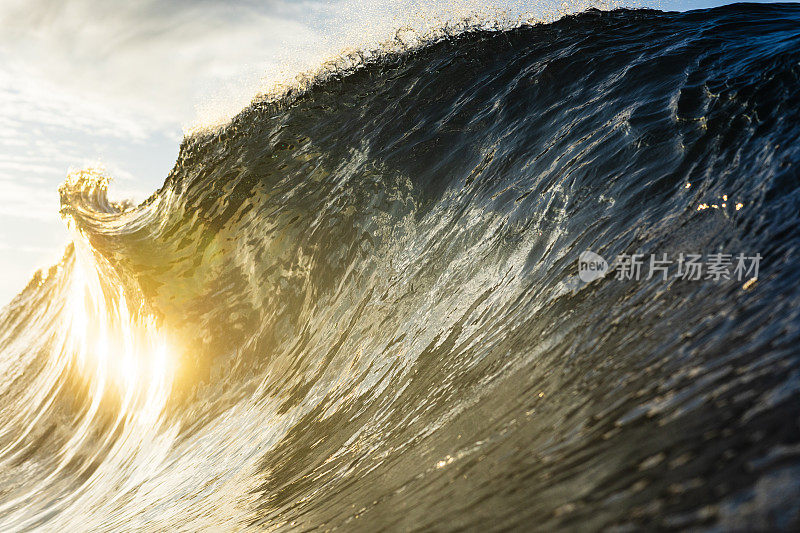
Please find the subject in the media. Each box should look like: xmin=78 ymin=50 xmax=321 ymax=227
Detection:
xmin=578 ymin=251 xmax=760 ymax=284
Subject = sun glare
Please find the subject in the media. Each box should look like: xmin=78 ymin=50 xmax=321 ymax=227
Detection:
xmin=66 ymin=217 xmax=174 ymax=405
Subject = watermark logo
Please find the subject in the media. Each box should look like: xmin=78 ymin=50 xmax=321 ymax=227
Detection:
xmin=578 ymin=251 xmax=609 ymax=282
xmin=577 ymin=251 xmax=761 ymax=284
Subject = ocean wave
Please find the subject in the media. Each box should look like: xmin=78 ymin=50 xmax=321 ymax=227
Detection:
xmin=2 ymin=4 xmax=800 ymax=530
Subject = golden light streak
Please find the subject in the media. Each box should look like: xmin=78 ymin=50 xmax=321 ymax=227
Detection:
xmin=66 ymin=216 xmax=175 ymax=402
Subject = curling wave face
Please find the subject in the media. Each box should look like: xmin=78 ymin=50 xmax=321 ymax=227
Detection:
xmin=2 ymin=4 xmax=800 ymax=530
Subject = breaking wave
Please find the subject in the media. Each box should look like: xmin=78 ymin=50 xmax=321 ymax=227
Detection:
xmin=2 ymin=4 xmax=800 ymax=530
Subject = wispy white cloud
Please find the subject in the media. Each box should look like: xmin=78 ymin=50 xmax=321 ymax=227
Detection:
xmin=0 ymin=0 xmax=325 ymax=135
xmin=0 ymin=176 xmax=59 ymax=221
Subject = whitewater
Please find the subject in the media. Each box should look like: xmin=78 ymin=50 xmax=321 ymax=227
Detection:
xmin=1 ymin=4 xmax=800 ymax=531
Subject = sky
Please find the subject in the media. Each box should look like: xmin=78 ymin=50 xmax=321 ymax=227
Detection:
xmin=0 ymin=0 xmax=777 ymax=304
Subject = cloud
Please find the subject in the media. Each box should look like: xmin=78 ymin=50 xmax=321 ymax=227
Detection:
xmin=0 ymin=0 xmax=323 ymax=135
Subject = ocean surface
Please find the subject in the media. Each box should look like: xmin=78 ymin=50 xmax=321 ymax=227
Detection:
xmin=1 ymin=3 xmax=800 ymax=531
